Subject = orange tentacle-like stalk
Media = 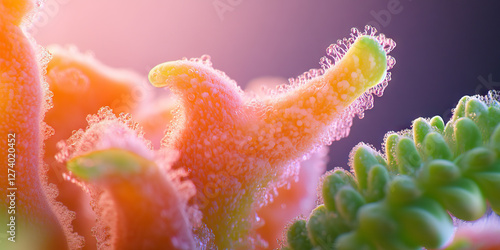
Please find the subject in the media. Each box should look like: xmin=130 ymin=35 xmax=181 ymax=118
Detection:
xmin=148 ymin=31 xmax=394 ymax=248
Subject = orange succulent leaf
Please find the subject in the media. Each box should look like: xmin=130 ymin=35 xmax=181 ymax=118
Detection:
xmin=148 ymin=28 xmax=395 ymax=248
xmin=134 ymin=98 xmax=177 ymax=149
xmin=58 ymin=107 xmax=199 ymax=249
xmin=43 ymin=45 xmax=150 ymax=248
xmin=44 ymin=44 xmax=148 ymax=159
xmin=67 ymin=149 xmax=197 ymax=249
xmin=246 ymin=77 xmax=328 ymax=249
xmin=0 ymin=1 xmax=82 ymax=249
xmin=257 ymin=146 xmax=328 ymax=249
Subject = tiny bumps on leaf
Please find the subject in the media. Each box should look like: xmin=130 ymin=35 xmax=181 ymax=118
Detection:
xmin=283 ymin=91 xmax=500 ymax=250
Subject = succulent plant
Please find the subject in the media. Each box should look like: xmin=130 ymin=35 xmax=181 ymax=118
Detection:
xmin=284 ymin=91 xmax=500 ymax=250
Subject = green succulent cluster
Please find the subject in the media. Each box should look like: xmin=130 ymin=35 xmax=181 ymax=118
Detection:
xmin=284 ymin=92 xmax=500 ymax=250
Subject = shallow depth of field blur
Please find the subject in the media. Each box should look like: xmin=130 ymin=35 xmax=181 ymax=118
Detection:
xmin=33 ymin=0 xmax=500 ymax=170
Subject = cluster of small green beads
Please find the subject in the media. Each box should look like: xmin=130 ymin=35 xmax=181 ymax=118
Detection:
xmin=283 ymin=92 xmax=500 ymax=250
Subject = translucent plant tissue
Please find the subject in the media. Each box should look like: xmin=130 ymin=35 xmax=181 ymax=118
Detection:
xmin=1 ymin=1 xmax=499 ymax=250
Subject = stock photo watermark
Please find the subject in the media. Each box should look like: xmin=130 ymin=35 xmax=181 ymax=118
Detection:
xmin=213 ymin=0 xmax=411 ymax=26
xmin=29 ymin=0 xmax=72 ymax=36
xmin=475 ymin=74 xmax=500 ymax=95
xmin=441 ymin=74 xmax=499 ymax=121
xmin=213 ymin=0 xmax=243 ymax=21
xmin=367 ymin=0 xmax=412 ymax=31
xmin=5 ymin=133 xmax=17 ymax=243
xmin=47 ymin=81 xmax=146 ymax=183
xmin=109 ymin=84 xmax=145 ymax=115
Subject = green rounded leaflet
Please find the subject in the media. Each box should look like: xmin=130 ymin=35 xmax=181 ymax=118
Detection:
xmin=283 ymin=92 xmax=500 ymax=249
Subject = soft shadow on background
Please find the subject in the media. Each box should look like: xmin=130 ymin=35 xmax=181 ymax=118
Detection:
xmin=33 ymin=0 xmax=500 ymax=170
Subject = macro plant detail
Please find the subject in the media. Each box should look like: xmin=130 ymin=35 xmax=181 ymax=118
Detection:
xmin=2 ymin=0 xmax=499 ymax=249
xmin=144 ymin=29 xmax=393 ymax=249
xmin=60 ymin=26 xmax=394 ymax=249
xmin=1 ymin=0 xmax=399 ymax=249
xmin=0 ymin=1 xmax=83 ymax=249
xmin=283 ymin=92 xmax=500 ymax=250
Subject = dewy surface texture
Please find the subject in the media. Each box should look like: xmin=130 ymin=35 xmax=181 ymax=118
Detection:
xmin=1 ymin=0 xmax=404 ymax=247
xmin=284 ymin=92 xmax=500 ymax=250
xmin=147 ymin=27 xmax=394 ymax=248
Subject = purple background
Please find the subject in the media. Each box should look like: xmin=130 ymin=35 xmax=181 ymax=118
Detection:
xmin=34 ymin=0 xmax=500 ymax=170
